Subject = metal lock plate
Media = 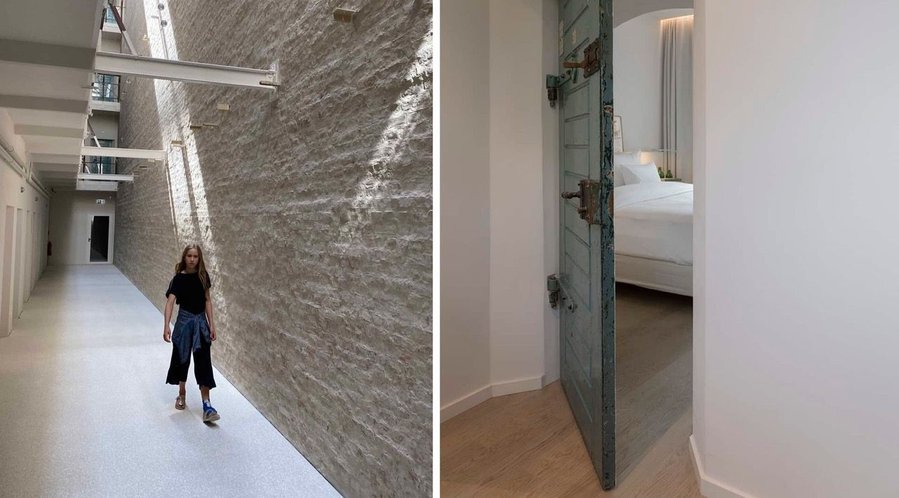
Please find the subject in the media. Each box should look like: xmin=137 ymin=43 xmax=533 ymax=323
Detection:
xmin=581 ymin=39 xmax=601 ymax=77
xmin=561 ymin=179 xmax=601 ymax=225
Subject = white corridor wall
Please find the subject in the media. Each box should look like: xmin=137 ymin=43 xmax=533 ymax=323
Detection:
xmin=48 ymin=191 xmax=116 ymax=266
xmin=0 ymin=149 xmax=50 ymax=338
xmin=693 ymin=1 xmax=899 ymax=496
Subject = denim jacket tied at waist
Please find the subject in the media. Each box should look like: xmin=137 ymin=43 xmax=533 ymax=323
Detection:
xmin=172 ymin=309 xmax=210 ymax=364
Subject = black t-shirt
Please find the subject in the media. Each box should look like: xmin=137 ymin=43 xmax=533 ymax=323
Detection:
xmin=165 ymin=272 xmax=211 ymax=314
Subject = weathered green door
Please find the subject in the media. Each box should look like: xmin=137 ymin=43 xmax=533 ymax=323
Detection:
xmin=556 ymin=0 xmax=615 ymax=489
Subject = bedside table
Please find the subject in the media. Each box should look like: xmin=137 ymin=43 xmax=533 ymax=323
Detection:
xmin=661 ymin=178 xmax=682 ymax=182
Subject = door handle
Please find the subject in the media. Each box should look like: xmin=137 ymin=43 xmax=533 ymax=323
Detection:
xmin=561 ymin=179 xmax=601 ymax=225
xmin=561 ymin=189 xmax=587 ymax=220
xmin=561 ymin=187 xmax=588 ymax=220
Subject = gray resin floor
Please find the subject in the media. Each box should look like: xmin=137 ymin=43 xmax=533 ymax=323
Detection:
xmin=0 ymin=265 xmax=340 ymax=498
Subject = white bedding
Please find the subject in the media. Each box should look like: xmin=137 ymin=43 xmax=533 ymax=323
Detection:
xmin=614 ymin=182 xmax=693 ymax=265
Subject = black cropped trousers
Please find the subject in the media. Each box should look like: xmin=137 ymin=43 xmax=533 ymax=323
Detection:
xmin=165 ymin=337 xmax=216 ymax=389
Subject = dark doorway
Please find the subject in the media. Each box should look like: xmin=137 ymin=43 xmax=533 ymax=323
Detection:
xmin=90 ymin=216 xmax=110 ymax=262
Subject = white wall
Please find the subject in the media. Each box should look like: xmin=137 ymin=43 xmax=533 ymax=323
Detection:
xmin=691 ymin=0 xmax=707 ymax=469
xmin=90 ymin=113 xmax=119 ymax=143
xmin=694 ymin=1 xmax=899 ymax=496
xmin=488 ymin=0 xmax=547 ymax=395
xmin=440 ymin=0 xmax=492 ymax=415
xmin=614 ymin=9 xmax=693 ymax=161
xmin=613 ymin=14 xmax=662 ymax=153
xmin=48 ymin=191 xmax=116 ymax=266
xmin=541 ymin=0 xmax=560 ymax=388
xmin=0 ymin=146 xmax=50 ymax=337
xmin=441 ymin=0 xmax=560 ymax=420
xmin=0 ymin=111 xmax=28 ymax=168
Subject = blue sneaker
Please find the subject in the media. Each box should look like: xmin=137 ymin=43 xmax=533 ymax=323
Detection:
xmin=202 ymin=401 xmax=220 ymax=422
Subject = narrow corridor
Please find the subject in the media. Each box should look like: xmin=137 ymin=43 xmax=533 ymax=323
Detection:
xmin=0 ymin=265 xmax=339 ymax=497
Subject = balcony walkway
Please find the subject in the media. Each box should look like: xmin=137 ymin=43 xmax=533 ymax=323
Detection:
xmin=0 ymin=264 xmax=339 ymax=497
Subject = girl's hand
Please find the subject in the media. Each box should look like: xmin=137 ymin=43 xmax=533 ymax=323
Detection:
xmin=163 ymin=325 xmax=172 ymax=343
xmin=210 ymin=325 xmax=217 ymax=341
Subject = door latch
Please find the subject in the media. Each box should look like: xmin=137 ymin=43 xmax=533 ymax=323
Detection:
xmin=561 ymin=179 xmax=601 ymax=225
xmin=547 ymin=274 xmax=577 ymax=312
xmin=562 ymin=38 xmax=601 ymax=78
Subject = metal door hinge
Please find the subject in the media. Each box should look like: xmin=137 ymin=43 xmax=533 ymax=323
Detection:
xmin=547 ymin=274 xmax=560 ymax=308
xmin=546 ymin=71 xmax=574 ymax=107
xmin=561 ymin=179 xmax=601 ymax=225
xmin=546 ymin=75 xmax=560 ymax=107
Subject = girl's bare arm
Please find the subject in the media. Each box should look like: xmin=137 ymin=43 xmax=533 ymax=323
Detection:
xmin=205 ymin=289 xmax=216 ymax=340
xmin=163 ymin=294 xmax=176 ymax=342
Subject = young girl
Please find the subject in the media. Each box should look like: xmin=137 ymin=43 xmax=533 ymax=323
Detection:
xmin=163 ymin=244 xmax=220 ymax=422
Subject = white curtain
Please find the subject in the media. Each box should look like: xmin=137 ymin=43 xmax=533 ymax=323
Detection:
xmin=661 ymin=16 xmax=693 ymax=182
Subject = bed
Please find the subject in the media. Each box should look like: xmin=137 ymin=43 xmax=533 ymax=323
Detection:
xmin=614 ymin=179 xmax=693 ymax=296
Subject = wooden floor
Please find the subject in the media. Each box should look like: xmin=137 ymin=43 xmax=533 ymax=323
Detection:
xmin=441 ymin=284 xmax=698 ymax=497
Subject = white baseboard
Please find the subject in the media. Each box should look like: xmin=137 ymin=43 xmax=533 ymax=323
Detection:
xmin=440 ymin=385 xmax=492 ymax=422
xmin=440 ymin=375 xmax=545 ymax=422
xmin=491 ymin=375 xmax=545 ymax=397
xmin=689 ymin=435 xmax=753 ymax=498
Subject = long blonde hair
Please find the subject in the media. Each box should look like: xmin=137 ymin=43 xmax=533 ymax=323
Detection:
xmin=175 ymin=244 xmax=210 ymax=290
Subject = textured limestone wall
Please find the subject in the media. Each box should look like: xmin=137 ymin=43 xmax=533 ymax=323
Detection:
xmin=114 ymin=1 xmax=432 ymax=496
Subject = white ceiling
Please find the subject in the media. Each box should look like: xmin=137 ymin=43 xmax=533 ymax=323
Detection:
xmin=22 ymin=135 xmax=85 ymax=156
xmin=0 ymin=0 xmax=104 ymax=189
xmin=6 ymin=109 xmax=88 ymax=129
xmin=0 ymin=0 xmax=104 ymax=48
xmin=0 ymin=61 xmax=94 ymax=100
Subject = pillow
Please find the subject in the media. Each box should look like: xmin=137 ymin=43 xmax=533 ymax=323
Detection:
xmin=614 ymin=151 xmax=641 ymax=165
xmin=614 ymin=151 xmax=642 ymax=187
xmin=620 ymin=162 xmax=661 ymax=185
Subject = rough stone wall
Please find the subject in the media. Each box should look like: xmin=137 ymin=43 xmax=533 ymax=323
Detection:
xmin=114 ymin=1 xmax=432 ymax=496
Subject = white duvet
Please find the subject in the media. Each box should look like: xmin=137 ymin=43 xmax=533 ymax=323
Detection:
xmin=614 ymin=182 xmax=693 ymax=265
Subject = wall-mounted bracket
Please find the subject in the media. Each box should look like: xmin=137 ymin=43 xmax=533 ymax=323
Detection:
xmin=333 ymin=8 xmax=359 ymax=23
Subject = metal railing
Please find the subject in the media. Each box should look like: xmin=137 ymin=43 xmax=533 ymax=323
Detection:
xmin=82 ymin=156 xmax=117 ymax=175
xmin=91 ymin=74 xmax=120 ymax=102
